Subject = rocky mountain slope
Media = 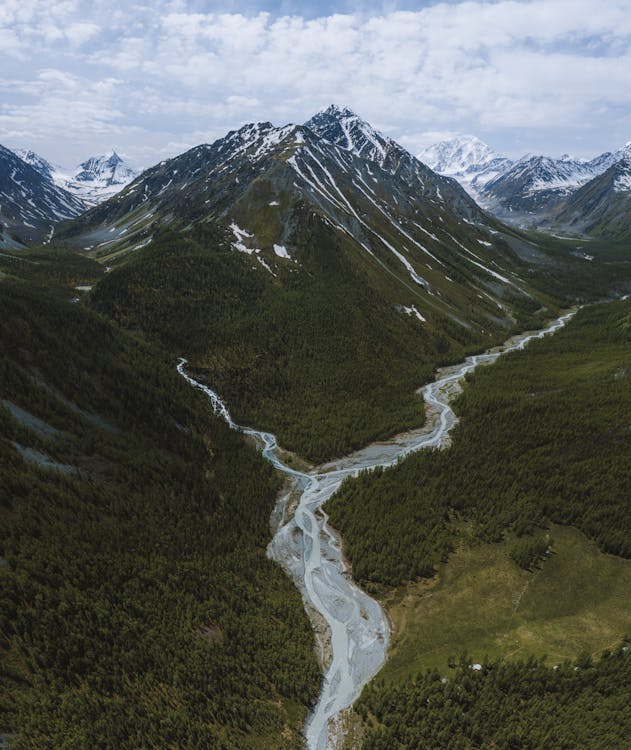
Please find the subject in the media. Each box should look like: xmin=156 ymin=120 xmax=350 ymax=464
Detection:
xmin=0 ymin=145 xmax=86 ymax=246
xmin=17 ymin=148 xmax=138 ymax=206
xmin=551 ymin=158 xmax=631 ymax=241
xmin=54 ymin=106 xmax=578 ymax=459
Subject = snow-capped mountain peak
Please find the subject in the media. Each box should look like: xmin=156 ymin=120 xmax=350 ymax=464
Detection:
xmin=418 ymin=135 xmax=513 ymax=199
xmin=418 ymin=135 xmax=502 ymax=176
xmin=73 ymin=151 xmax=136 ymax=186
xmin=319 ymin=104 xmax=357 ymax=119
xmin=52 ymin=150 xmax=139 ymax=206
xmin=15 ymin=149 xmax=56 ymax=181
xmin=304 ymin=104 xmax=395 ymax=169
xmin=56 ymin=107 xmax=500 ymax=290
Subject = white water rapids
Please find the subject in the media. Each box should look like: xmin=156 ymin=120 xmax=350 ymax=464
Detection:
xmin=177 ymin=310 xmax=574 ymax=750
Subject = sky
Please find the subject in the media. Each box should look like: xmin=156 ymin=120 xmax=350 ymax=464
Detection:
xmin=1 ymin=0 xmax=631 ymax=168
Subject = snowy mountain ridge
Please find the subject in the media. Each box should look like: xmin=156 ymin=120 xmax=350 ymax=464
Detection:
xmin=15 ymin=149 xmax=57 ymax=182
xmin=417 ymin=135 xmax=513 ymax=199
xmin=421 ymin=134 xmax=631 ymax=223
xmin=0 ymin=144 xmax=87 ymax=246
xmin=13 ymin=148 xmax=138 ymax=206
xmin=549 ymin=157 xmax=631 ymax=241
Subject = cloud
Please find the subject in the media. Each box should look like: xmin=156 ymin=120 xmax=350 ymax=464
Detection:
xmin=1 ymin=0 xmax=630 ymax=164
xmin=65 ymin=21 xmax=100 ymax=46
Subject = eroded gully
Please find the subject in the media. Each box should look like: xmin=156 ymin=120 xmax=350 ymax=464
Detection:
xmin=177 ymin=310 xmax=575 ymax=750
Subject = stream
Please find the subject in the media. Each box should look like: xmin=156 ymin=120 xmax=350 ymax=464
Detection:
xmin=177 ymin=310 xmax=574 ymax=750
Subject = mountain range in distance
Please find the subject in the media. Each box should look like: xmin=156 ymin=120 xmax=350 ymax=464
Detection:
xmin=16 ymin=148 xmax=138 ymax=207
xmin=0 ymin=147 xmax=138 ymax=247
xmin=2 ymin=105 xmax=630 ymax=250
xmin=419 ymin=134 xmax=631 ymax=237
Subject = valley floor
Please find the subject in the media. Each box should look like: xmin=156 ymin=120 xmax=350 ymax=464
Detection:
xmin=327 ymin=297 xmax=631 ymax=748
xmin=383 ymin=524 xmax=631 ymax=681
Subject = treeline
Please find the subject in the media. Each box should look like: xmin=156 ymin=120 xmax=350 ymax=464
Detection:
xmin=358 ymin=647 xmax=631 ymax=750
xmin=0 ymin=266 xmax=320 ymax=749
xmin=327 ymin=298 xmax=631 ymax=589
xmin=89 ymin=225 xmax=492 ymax=462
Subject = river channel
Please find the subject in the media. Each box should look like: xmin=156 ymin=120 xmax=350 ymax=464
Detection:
xmin=177 ymin=310 xmax=574 ymax=750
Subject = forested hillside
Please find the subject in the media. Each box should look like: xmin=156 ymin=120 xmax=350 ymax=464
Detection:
xmin=90 ymin=226 xmax=491 ymax=462
xmin=327 ymin=297 xmax=631 ymax=588
xmin=326 ymin=297 xmax=631 ymax=749
xmin=58 ymin=106 xmax=615 ymax=463
xmin=358 ymin=649 xmax=631 ymax=750
xmin=0 ymin=252 xmax=320 ymax=749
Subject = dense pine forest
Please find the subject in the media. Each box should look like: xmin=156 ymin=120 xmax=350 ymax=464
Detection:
xmin=89 ymin=225 xmax=542 ymax=463
xmin=2 ymin=240 xmax=631 ymax=750
xmin=327 ymin=297 xmax=631 ymax=749
xmin=357 ymin=648 xmax=631 ymax=750
xmin=0 ymin=252 xmax=320 ymax=749
xmin=327 ymin=298 xmax=631 ymax=588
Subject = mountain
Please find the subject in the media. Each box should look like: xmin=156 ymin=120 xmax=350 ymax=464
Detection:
xmin=56 ymin=151 xmax=139 ymax=206
xmin=14 ymin=147 xmax=138 ymax=207
xmin=480 ymin=153 xmax=616 ymax=223
xmin=304 ymin=104 xmax=401 ymax=169
xmin=15 ymin=148 xmax=56 ymax=181
xmin=55 ymin=106 xmax=581 ymax=460
xmin=58 ymin=108 xmax=535 ymax=296
xmin=421 ymin=135 xmax=631 ymax=230
xmin=418 ymin=135 xmax=513 ymax=197
xmin=551 ymin=157 xmax=631 ymax=241
xmin=0 ymin=145 xmax=87 ymax=245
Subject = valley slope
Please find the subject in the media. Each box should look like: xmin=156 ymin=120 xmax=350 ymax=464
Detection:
xmin=2 ymin=105 xmax=631 ymax=750
xmin=326 ymin=296 xmax=631 ymax=748
xmin=0 ymin=250 xmax=320 ymax=749
xmin=0 ymin=146 xmax=86 ymax=247
xmin=54 ymin=106 xmax=597 ymax=461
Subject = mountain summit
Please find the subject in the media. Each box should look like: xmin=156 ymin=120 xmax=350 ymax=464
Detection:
xmin=74 ymin=151 xmax=133 ymax=185
xmin=304 ymin=105 xmax=398 ymax=169
xmin=418 ymin=135 xmax=513 ymax=199
xmin=56 ymin=151 xmax=139 ymax=205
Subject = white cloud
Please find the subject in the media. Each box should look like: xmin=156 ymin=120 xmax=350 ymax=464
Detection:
xmin=65 ymin=21 xmax=100 ymax=46
xmin=1 ymin=0 xmax=631 ymax=164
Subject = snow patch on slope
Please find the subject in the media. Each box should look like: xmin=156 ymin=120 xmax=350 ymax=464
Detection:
xmin=614 ymin=172 xmax=631 ymax=192
xmin=400 ymin=304 xmax=426 ymax=323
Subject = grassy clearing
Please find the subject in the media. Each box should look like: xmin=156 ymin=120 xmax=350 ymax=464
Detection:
xmin=382 ymin=524 xmax=631 ymax=681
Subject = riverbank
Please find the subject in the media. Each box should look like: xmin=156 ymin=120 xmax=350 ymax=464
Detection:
xmin=179 ymin=310 xmax=575 ymax=750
